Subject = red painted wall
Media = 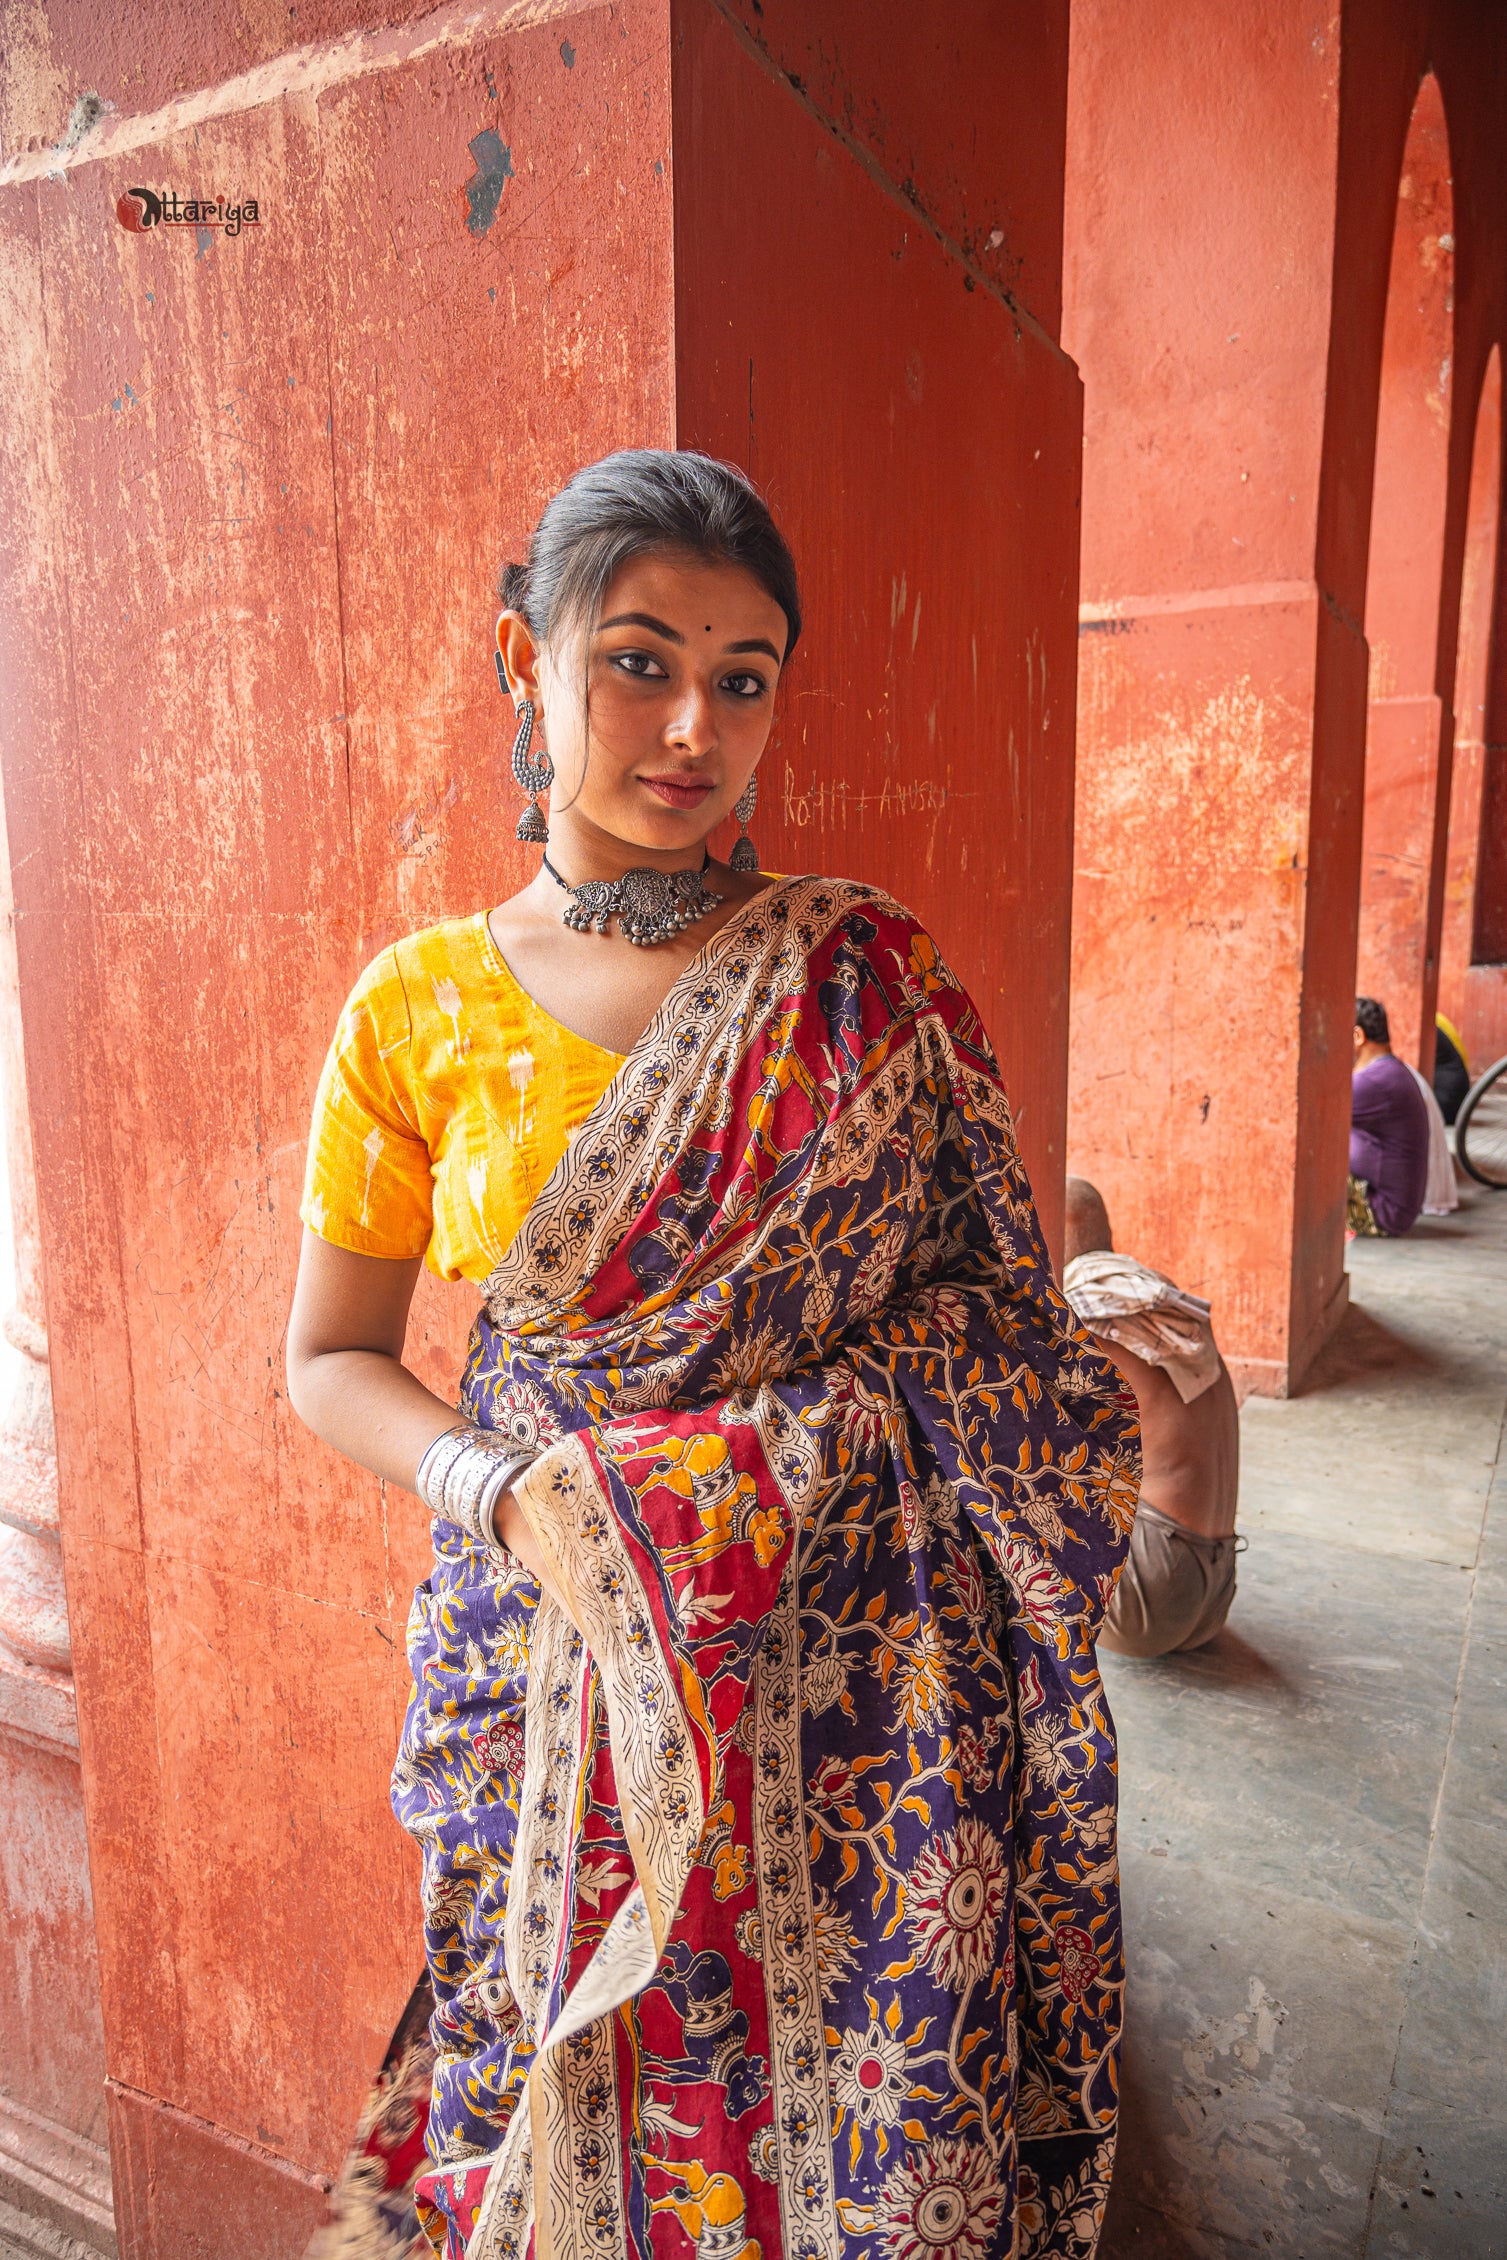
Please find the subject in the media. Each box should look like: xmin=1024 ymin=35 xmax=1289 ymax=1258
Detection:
xmin=1064 ymin=0 xmax=1353 ymax=1393
xmin=0 ymin=2 xmax=1079 ymax=2249
xmin=1439 ymin=347 xmax=1504 ymax=1069
xmin=0 ymin=0 xmax=440 ymax=132
xmin=1355 ymin=76 xmax=1456 ymax=1076
xmin=0 ymin=4 xmax=677 ymax=2249
xmin=1461 ymin=356 xmax=1507 ymax=1061
xmin=708 ymin=0 xmax=1070 ymax=340
xmin=1322 ymin=3 xmax=1507 ymax=1123
xmin=1477 ymin=500 xmax=1507 ymax=978
xmin=674 ymin=2 xmax=1082 ymax=1238
xmin=0 ymin=770 xmax=110 ymax=2207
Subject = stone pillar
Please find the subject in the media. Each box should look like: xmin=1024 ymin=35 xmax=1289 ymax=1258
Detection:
xmin=1063 ymin=0 xmax=1362 ymax=1396
xmin=0 ymin=775 xmax=114 ymax=2255
xmin=0 ymin=3 xmax=1081 ymax=2253
xmin=1062 ymin=0 xmax=1507 ymax=1394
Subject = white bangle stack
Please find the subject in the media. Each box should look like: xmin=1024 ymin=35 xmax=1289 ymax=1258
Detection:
xmin=416 ymin=1424 xmax=541 ymax=1553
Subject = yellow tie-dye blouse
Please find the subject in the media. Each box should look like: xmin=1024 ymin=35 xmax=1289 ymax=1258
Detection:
xmin=300 ymin=911 xmax=624 ymax=1283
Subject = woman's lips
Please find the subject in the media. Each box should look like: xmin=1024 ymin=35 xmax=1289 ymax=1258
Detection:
xmin=641 ymin=775 xmax=715 ymax=809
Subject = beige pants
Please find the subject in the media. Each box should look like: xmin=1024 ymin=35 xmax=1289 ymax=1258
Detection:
xmin=1100 ymin=1499 xmax=1237 ymax=1659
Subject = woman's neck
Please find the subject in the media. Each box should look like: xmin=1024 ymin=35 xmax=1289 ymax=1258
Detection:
xmin=536 ymin=808 xmax=718 ymax=885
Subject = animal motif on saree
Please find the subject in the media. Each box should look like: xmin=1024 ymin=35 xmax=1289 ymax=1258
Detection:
xmin=392 ymin=877 xmax=1139 ymax=2260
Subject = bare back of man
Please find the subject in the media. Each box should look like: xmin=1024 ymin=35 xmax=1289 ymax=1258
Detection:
xmin=1093 ymin=1334 xmax=1239 ymax=1541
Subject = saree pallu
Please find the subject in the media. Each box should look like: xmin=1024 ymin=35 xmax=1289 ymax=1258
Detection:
xmin=394 ymin=877 xmax=1138 ymax=2260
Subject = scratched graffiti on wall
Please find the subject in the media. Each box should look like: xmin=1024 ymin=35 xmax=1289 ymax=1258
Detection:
xmin=780 ymin=762 xmax=959 ymax=827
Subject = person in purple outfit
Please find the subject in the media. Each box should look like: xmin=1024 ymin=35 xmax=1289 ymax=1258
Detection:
xmin=1349 ymin=996 xmax=1430 ymax=1236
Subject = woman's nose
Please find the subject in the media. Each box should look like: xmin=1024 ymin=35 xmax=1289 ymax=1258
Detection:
xmin=667 ymin=682 xmax=719 ymax=756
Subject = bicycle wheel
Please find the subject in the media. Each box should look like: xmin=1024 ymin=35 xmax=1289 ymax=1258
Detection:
xmin=1456 ymin=1053 xmax=1507 ymax=1188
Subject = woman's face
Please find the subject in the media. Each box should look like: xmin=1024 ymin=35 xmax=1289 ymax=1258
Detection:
xmin=500 ymin=549 xmax=788 ymax=860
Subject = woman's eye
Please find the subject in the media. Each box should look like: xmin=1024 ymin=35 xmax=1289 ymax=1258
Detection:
xmin=610 ymin=650 xmax=669 ymax=680
xmin=722 ymin=671 xmax=768 ymax=700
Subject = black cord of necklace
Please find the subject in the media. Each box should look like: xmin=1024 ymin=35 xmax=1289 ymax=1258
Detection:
xmin=542 ymin=847 xmax=711 ymax=892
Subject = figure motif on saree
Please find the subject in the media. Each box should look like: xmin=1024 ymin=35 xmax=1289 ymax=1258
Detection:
xmin=392 ymin=876 xmax=1138 ymax=2260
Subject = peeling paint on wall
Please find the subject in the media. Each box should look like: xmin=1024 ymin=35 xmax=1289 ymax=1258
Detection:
xmin=463 ymin=126 xmax=513 ymax=233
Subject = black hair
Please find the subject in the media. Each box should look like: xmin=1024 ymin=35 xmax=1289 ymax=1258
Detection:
xmin=499 ymin=448 xmax=801 ymax=659
xmin=1355 ymin=996 xmax=1390 ymax=1045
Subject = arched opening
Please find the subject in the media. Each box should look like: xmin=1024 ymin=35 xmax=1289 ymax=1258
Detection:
xmin=1438 ymin=344 xmax=1504 ymax=1068
xmin=1355 ymin=74 xmax=1455 ymax=1076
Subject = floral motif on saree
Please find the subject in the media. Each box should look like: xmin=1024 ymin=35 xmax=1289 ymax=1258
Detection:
xmin=392 ymin=877 xmax=1139 ymax=2260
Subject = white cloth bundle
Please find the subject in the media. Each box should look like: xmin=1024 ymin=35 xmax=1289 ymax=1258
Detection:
xmin=1062 ymin=1250 xmax=1223 ymax=1403
xmin=1404 ymin=1060 xmax=1458 ymax=1215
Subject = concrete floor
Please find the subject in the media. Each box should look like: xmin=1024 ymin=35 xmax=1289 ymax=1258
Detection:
xmin=1098 ymin=1181 xmax=1507 ymax=2258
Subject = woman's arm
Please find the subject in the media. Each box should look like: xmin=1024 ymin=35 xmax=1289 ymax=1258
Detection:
xmin=286 ymin=1229 xmax=558 ymax=1594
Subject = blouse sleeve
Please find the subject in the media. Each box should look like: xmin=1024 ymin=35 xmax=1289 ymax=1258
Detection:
xmin=300 ymin=947 xmax=435 ymax=1262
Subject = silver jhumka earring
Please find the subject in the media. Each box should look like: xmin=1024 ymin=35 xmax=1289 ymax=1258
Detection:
xmin=729 ymin=774 xmax=760 ymax=872
xmin=497 ymin=650 xmax=553 ymax=844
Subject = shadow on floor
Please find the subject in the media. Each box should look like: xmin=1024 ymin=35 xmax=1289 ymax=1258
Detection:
xmin=1106 ymin=1623 xmax=1295 ymax=1703
xmin=1294 ymin=1297 xmax=1441 ymax=1395
xmin=1154 ymin=1624 xmax=1293 ymax=1700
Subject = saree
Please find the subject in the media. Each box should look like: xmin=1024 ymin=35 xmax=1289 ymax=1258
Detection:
xmin=392 ymin=876 xmax=1138 ymax=2260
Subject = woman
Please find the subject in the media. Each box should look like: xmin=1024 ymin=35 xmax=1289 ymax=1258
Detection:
xmin=289 ymin=450 xmax=1138 ymax=2260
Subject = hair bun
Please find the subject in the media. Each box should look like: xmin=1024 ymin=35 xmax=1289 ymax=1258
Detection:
xmin=497 ymin=560 xmax=530 ymax=607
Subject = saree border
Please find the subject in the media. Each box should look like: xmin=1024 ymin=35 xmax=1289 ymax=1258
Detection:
xmin=513 ymin=1436 xmax=708 ymax=1954
xmin=502 ymin=1600 xmax=591 ymax=2047
xmin=472 ymin=1436 xmax=712 ymax=2260
xmin=482 ymin=875 xmax=881 ymax=1327
xmin=752 ymin=1566 xmax=843 ymax=2260
xmin=473 ymin=1599 xmax=598 ymax=2260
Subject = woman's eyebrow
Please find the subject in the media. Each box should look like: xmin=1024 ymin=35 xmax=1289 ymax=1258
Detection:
xmin=727 ymin=637 xmax=783 ymax=662
xmin=596 ymin=610 xmax=685 ymax=643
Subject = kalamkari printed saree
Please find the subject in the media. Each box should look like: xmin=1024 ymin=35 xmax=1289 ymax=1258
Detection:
xmin=354 ymin=876 xmax=1137 ymax=2260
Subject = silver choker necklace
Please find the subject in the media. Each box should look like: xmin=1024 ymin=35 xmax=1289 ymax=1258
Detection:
xmin=543 ymin=850 xmax=724 ymax=947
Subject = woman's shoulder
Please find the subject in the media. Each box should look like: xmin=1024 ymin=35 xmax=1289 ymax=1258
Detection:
xmin=332 ymin=913 xmax=492 ymax=1050
xmin=777 ymin=873 xmax=992 ymax=1056
xmin=768 ymin=870 xmax=926 ymax=933
xmin=384 ymin=909 xmax=492 ymax=993
xmin=777 ymin=872 xmax=953 ymax=975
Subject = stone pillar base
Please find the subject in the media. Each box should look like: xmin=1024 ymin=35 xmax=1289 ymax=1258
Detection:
xmin=105 ymin=2086 xmax=328 ymax=2260
xmin=0 ymin=2095 xmax=114 ymax=2260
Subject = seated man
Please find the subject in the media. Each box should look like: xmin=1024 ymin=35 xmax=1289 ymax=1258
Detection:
xmin=1349 ymin=996 xmax=1429 ymax=1237
xmin=1063 ymin=1178 xmax=1239 ymax=1659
